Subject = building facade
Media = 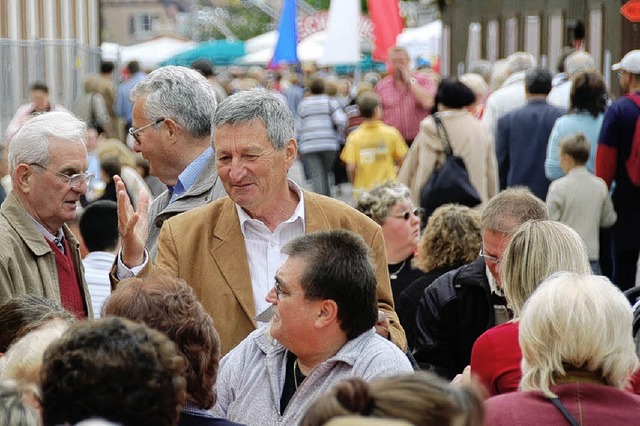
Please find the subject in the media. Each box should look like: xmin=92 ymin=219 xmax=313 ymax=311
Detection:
xmin=0 ymin=0 xmax=101 ymax=141
xmin=439 ymin=0 xmax=638 ymax=93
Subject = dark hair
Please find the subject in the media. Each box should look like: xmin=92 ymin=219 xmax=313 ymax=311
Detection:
xmin=282 ymin=230 xmax=377 ymax=339
xmin=357 ymin=92 xmax=380 ymax=119
xmin=0 ymin=294 xmax=75 ymax=353
xmin=570 ymin=71 xmax=608 ymax=117
xmin=525 ymin=66 xmax=552 ymax=95
xmin=40 ymin=317 xmax=186 ymax=426
xmin=29 ymin=81 xmax=49 ymax=94
xmin=103 ymin=269 xmax=220 ymax=409
xmin=559 ymin=132 xmax=590 ymax=165
xmin=79 ymin=200 xmax=119 ymax=252
xmin=191 ymin=60 xmax=215 ymax=78
xmin=100 ymin=156 xmax=122 ymax=180
xmin=435 ymin=77 xmax=476 ymax=109
xmin=308 ymin=76 xmax=325 ymax=95
xmin=100 ymin=61 xmax=115 ymax=74
xmin=127 ymin=60 xmax=140 ymax=74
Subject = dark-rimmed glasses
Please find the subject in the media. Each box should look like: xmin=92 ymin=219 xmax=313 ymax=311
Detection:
xmin=388 ymin=208 xmax=423 ymax=221
xmin=30 ymin=163 xmax=94 ymax=189
xmin=128 ymin=117 xmax=165 ymax=143
xmin=479 ymin=248 xmax=502 ymax=264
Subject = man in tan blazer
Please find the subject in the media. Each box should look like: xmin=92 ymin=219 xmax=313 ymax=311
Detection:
xmin=115 ymin=88 xmax=406 ymax=355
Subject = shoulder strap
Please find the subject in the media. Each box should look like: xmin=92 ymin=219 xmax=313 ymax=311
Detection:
xmin=627 ymin=92 xmax=640 ymax=109
xmin=549 ymin=397 xmax=580 ymax=426
xmin=432 ymin=114 xmax=453 ymax=156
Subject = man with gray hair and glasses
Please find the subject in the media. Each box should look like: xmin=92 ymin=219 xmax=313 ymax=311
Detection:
xmin=114 ymin=87 xmax=406 ymax=356
xmin=0 ymin=111 xmax=93 ymax=318
xmin=413 ymin=187 xmax=547 ymax=380
xmin=116 ymin=65 xmax=226 ymax=260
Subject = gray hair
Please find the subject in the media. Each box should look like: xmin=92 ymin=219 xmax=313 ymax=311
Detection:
xmin=0 ymin=380 xmax=40 ymax=426
xmin=481 ymin=187 xmax=548 ymax=234
xmin=130 ymin=65 xmax=217 ymax=140
xmin=565 ymin=51 xmax=595 ymax=77
xmin=356 ymin=182 xmax=411 ymax=225
xmin=468 ymin=60 xmax=493 ymax=82
xmin=507 ymin=52 xmax=536 ymax=73
xmin=8 ymin=111 xmax=86 ymax=175
xmin=519 ymin=272 xmax=638 ymax=397
xmin=213 ymin=87 xmax=295 ymax=150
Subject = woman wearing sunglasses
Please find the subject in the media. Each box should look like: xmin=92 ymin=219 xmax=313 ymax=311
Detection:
xmin=356 ymin=182 xmax=424 ymax=304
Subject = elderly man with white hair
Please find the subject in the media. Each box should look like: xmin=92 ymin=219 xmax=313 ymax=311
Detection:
xmin=547 ymin=51 xmax=596 ymax=110
xmin=0 ymin=111 xmax=93 ymax=318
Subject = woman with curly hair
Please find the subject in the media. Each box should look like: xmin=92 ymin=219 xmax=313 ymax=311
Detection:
xmin=397 ymin=204 xmax=482 ymax=349
xmin=300 ymin=372 xmax=485 ymax=426
xmin=356 ymin=182 xmax=424 ymax=303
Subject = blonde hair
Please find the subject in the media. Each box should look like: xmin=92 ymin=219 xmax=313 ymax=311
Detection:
xmin=519 ymin=272 xmax=639 ymax=397
xmin=414 ymin=204 xmax=481 ymax=272
xmin=0 ymin=319 xmax=69 ymax=385
xmin=300 ymin=373 xmax=484 ymax=426
xmin=501 ymin=220 xmax=591 ymax=316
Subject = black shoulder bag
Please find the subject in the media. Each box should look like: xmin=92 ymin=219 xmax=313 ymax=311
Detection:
xmin=549 ymin=397 xmax=580 ymax=426
xmin=419 ymin=114 xmax=481 ymax=220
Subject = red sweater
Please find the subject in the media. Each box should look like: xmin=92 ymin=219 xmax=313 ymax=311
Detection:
xmin=470 ymin=321 xmax=521 ymax=396
xmin=45 ymin=239 xmax=86 ymax=319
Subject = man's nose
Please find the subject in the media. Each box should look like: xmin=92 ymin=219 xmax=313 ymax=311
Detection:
xmin=265 ymin=287 xmax=277 ymax=304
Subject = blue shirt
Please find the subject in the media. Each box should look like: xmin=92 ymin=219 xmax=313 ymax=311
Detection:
xmin=168 ymin=147 xmax=213 ymax=204
xmin=545 ymin=112 xmax=604 ymax=181
xmin=114 ymin=72 xmax=146 ymax=122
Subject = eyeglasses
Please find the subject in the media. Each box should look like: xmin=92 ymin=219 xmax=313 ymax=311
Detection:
xmin=128 ymin=117 xmax=165 ymax=143
xmin=274 ymin=281 xmax=304 ymax=301
xmin=479 ymin=248 xmax=502 ymax=264
xmin=30 ymin=163 xmax=94 ymax=189
xmin=388 ymin=208 xmax=423 ymax=221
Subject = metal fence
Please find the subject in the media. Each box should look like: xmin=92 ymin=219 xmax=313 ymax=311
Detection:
xmin=0 ymin=39 xmax=101 ymax=143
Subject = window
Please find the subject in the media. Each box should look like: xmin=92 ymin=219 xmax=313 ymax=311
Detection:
xmin=524 ymin=15 xmax=540 ymax=62
xmin=467 ymin=22 xmax=482 ymax=69
xmin=548 ymin=14 xmax=563 ymax=74
xmin=589 ymin=8 xmax=603 ymax=72
xmin=486 ymin=20 xmax=499 ymax=63
xmin=130 ymin=13 xmax=156 ymax=38
xmin=505 ymin=17 xmax=518 ymax=57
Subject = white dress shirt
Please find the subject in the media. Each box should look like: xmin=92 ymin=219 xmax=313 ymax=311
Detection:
xmin=237 ymin=180 xmax=305 ymax=316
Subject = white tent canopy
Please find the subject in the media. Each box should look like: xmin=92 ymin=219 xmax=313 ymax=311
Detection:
xmin=101 ymin=36 xmax=196 ymax=69
xmin=396 ymin=20 xmax=442 ymax=65
xmin=240 ymin=31 xmax=327 ymax=65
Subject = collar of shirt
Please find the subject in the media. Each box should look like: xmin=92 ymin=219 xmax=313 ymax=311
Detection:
xmin=236 ymin=179 xmax=306 ymax=232
xmin=30 ymin=216 xmax=65 ymax=249
xmin=168 ymin=147 xmax=213 ymax=204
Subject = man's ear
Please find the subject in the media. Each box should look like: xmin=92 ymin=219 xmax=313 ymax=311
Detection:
xmin=14 ymin=164 xmax=33 ymax=193
xmin=314 ymin=299 xmax=338 ymax=329
xmin=163 ymin=118 xmax=180 ymax=143
xmin=284 ymin=138 xmax=298 ymax=168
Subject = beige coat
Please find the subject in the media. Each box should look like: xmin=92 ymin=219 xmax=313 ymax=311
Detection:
xmin=120 ymin=191 xmax=406 ymax=356
xmin=0 ymin=193 xmax=92 ymax=316
xmin=398 ymin=110 xmax=498 ymax=208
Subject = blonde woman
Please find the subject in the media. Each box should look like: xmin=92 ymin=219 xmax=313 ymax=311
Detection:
xmin=470 ymin=220 xmax=591 ymax=396
xmin=485 ymin=273 xmax=640 ymax=424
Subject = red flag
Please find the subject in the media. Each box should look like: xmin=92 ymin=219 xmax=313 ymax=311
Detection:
xmin=368 ymin=0 xmax=404 ymax=62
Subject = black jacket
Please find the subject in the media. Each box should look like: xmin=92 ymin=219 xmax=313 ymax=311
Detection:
xmin=412 ymin=257 xmax=494 ymax=380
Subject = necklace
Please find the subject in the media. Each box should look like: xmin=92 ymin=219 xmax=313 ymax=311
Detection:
xmin=389 ymin=260 xmax=406 ymax=280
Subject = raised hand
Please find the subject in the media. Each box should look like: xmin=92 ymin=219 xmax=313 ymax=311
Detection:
xmin=115 ymin=175 xmax=149 ymax=268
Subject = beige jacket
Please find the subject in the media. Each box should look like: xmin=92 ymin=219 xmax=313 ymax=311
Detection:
xmin=398 ymin=110 xmax=498 ymax=208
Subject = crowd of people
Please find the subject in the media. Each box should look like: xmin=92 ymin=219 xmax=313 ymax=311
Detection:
xmin=0 ymin=45 xmax=640 ymax=425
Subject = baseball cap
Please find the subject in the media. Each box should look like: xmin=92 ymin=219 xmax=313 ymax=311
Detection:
xmin=612 ymin=50 xmax=640 ymax=73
